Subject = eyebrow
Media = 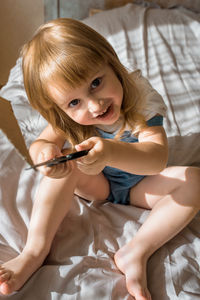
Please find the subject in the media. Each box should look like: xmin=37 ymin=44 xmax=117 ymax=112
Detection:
xmin=57 ymin=67 xmax=105 ymax=108
xmin=54 ymin=89 xmax=71 ymax=108
xmin=90 ymin=70 xmax=101 ymax=78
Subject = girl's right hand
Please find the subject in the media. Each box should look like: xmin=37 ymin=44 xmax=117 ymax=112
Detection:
xmin=36 ymin=143 xmax=75 ymax=178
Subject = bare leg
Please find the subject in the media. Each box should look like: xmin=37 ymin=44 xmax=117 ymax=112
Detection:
xmin=0 ymin=167 xmax=109 ymax=295
xmin=114 ymin=166 xmax=200 ymax=300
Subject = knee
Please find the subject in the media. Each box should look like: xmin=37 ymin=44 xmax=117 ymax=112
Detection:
xmin=184 ymin=166 xmax=200 ymax=206
xmin=173 ymin=166 xmax=200 ymax=185
xmin=75 ymin=170 xmax=110 ymax=202
xmin=185 ymin=166 xmax=200 ymax=186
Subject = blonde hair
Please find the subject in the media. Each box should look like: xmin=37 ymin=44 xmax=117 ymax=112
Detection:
xmin=22 ymin=18 xmax=146 ymax=146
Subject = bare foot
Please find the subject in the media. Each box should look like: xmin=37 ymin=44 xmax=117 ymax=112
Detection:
xmin=0 ymin=251 xmax=44 ymax=295
xmin=114 ymin=241 xmax=152 ymax=300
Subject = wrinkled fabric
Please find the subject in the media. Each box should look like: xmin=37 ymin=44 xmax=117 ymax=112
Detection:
xmin=0 ymin=3 xmax=200 ymax=300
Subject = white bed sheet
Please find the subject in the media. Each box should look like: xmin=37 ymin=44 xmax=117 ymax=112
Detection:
xmin=0 ymin=3 xmax=200 ymax=300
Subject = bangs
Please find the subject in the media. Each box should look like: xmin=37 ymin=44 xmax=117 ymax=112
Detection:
xmin=41 ymin=46 xmax=106 ymax=90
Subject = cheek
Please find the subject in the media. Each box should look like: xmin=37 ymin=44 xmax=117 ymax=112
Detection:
xmin=117 ymin=82 xmax=123 ymax=104
xmin=107 ymin=77 xmax=123 ymax=102
xmin=119 ymin=86 xmax=123 ymax=104
xmin=111 ymin=84 xmax=123 ymax=105
xmin=67 ymin=110 xmax=87 ymax=124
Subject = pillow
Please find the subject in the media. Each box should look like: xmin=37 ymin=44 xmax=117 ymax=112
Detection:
xmin=0 ymin=58 xmax=47 ymax=148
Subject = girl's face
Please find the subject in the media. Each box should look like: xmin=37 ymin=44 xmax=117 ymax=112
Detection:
xmin=48 ymin=64 xmax=123 ymax=127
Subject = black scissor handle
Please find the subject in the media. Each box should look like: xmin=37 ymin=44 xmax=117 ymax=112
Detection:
xmin=26 ymin=150 xmax=89 ymax=170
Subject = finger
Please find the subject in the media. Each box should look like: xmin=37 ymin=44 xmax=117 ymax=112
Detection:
xmin=39 ymin=161 xmax=66 ymax=177
xmin=43 ymin=147 xmax=62 ymax=161
xmin=75 ymin=138 xmax=96 ymax=152
xmin=38 ymin=164 xmax=54 ymax=175
xmin=37 ymin=151 xmax=53 ymax=165
xmin=79 ymin=149 xmax=97 ymax=165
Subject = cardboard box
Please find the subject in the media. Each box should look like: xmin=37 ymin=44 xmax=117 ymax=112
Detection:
xmin=0 ymin=96 xmax=33 ymax=166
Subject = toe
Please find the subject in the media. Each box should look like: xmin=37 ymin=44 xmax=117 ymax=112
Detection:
xmin=0 ymin=277 xmax=17 ymax=295
xmin=0 ymin=270 xmax=14 ymax=295
xmin=0 ymin=271 xmax=12 ymax=284
xmin=0 ymin=282 xmax=11 ymax=295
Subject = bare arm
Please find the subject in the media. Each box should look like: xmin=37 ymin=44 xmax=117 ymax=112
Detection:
xmin=107 ymin=125 xmax=168 ymax=175
xmin=75 ymin=125 xmax=168 ymax=176
xmin=29 ymin=124 xmax=74 ymax=178
xmin=29 ymin=124 xmax=65 ymax=164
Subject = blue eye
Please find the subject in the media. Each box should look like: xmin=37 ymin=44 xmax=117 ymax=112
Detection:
xmin=69 ymin=99 xmax=80 ymax=107
xmin=91 ymin=78 xmax=101 ymax=89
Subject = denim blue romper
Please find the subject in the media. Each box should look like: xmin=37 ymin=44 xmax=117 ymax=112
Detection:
xmin=97 ymin=115 xmax=163 ymax=205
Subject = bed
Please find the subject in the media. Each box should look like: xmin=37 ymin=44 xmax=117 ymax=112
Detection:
xmin=0 ymin=1 xmax=200 ymax=299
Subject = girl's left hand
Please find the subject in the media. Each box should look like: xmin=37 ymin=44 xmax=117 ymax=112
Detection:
xmin=75 ymin=137 xmax=111 ymax=175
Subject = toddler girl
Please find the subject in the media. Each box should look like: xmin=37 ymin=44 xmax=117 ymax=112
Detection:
xmin=0 ymin=18 xmax=199 ymax=300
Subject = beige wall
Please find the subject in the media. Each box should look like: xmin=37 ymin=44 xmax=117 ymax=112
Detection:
xmin=0 ymin=0 xmax=44 ymax=86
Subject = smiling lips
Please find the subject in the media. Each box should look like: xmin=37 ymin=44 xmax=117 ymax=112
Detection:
xmin=93 ymin=104 xmax=112 ymax=119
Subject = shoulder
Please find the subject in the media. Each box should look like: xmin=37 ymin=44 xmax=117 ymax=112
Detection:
xmin=130 ymin=70 xmax=167 ymax=121
xmin=130 ymin=70 xmax=159 ymax=96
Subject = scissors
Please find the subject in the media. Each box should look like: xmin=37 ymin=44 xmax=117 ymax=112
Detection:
xmin=26 ymin=149 xmax=89 ymax=170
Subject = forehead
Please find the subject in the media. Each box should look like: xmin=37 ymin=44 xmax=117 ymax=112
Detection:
xmin=48 ymin=64 xmax=109 ymax=102
xmin=48 ymin=61 xmax=104 ymax=91
xmin=47 ymin=75 xmax=91 ymax=107
xmin=47 ymin=81 xmax=76 ymax=106
xmin=46 ymin=52 xmax=106 ymax=89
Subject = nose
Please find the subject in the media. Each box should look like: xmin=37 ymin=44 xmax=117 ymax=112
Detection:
xmin=88 ymin=97 xmax=103 ymax=114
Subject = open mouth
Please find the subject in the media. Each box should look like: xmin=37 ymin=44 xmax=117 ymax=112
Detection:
xmin=96 ymin=105 xmax=112 ymax=119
